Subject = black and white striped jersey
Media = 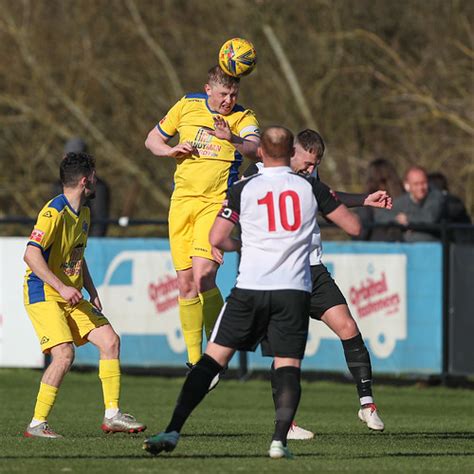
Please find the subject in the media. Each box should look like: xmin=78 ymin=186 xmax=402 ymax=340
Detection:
xmin=218 ymin=165 xmax=340 ymax=291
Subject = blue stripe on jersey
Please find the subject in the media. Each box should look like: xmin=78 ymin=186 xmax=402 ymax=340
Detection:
xmin=227 ymin=151 xmax=243 ymax=188
xmin=185 ymin=92 xmax=206 ymax=99
xmin=232 ymin=104 xmax=245 ymax=113
xmin=27 ymin=273 xmax=45 ymax=304
xmin=27 ymin=241 xmax=44 ymax=251
xmin=156 ymin=123 xmax=173 ymax=139
xmin=43 ymin=245 xmax=52 ymax=263
xmin=50 ymin=194 xmax=79 ymax=217
xmin=27 ymin=245 xmax=53 ymax=304
xmin=49 ymin=194 xmax=67 ymax=213
xmin=205 ymin=97 xmax=219 ymax=114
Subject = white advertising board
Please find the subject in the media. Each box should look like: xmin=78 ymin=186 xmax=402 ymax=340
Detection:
xmin=0 ymin=238 xmax=43 ymax=367
xmin=306 ymin=253 xmax=407 ymax=359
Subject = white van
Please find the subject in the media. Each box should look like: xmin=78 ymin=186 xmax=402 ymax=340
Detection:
xmin=96 ymin=251 xmax=185 ymax=353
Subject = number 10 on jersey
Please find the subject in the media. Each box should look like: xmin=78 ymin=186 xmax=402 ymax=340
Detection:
xmin=257 ymin=191 xmax=301 ymax=232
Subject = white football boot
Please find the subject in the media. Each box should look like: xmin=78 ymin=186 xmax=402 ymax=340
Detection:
xmin=358 ymin=403 xmax=385 ymax=431
xmin=286 ymin=421 xmax=315 ymax=440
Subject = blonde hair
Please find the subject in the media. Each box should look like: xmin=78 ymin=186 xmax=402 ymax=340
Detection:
xmin=208 ymin=65 xmax=240 ymax=87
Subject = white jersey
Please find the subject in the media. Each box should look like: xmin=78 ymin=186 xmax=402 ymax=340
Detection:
xmin=219 ymin=166 xmax=340 ymax=292
xmin=246 ymin=162 xmax=337 ymax=267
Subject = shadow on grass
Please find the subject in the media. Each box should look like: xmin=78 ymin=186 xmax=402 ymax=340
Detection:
xmin=0 ymin=452 xmax=323 ymax=460
xmin=2 ymin=450 xmax=474 ymax=461
xmin=322 ymin=431 xmax=474 ymax=440
xmin=182 ymin=433 xmax=259 ymax=438
xmin=11 ymin=430 xmax=474 ymax=441
xmin=347 ymin=452 xmax=474 ymax=459
xmin=46 ymin=432 xmax=269 ymax=440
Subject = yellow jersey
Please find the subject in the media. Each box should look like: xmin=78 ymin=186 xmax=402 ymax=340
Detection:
xmin=24 ymin=194 xmax=90 ymax=304
xmin=157 ymin=93 xmax=260 ymax=202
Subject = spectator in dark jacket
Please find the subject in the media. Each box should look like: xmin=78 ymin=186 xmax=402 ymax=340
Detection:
xmin=428 ymin=171 xmax=472 ymax=243
xmin=355 ymin=158 xmax=405 ymax=241
xmin=428 ymin=172 xmax=471 ymax=224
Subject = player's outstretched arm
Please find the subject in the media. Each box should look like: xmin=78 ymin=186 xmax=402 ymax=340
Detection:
xmin=334 ymin=190 xmax=392 ymax=209
xmin=208 ymin=115 xmax=260 ymax=160
xmin=209 ymin=216 xmax=241 ymax=253
xmin=364 ymin=190 xmax=392 ymax=209
xmin=83 ymin=258 xmax=102 ymax=311
xmin=324 ymin=205 xmax=362 ymax=237
xmin=24 ymin=245 xmax=83 ymax=305
xmin=145 ymin=127 xmax=194 ymax=158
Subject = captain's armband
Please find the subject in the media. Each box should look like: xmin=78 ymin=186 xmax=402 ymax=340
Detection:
xmin=218 ymin=206 xmax=239 ymax=224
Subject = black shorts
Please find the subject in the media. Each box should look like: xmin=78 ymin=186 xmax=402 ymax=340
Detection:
xmin=211 ymin=287 xmax=310 ymax=359
xmin=309 ymin=264 xmax=347 ymax=320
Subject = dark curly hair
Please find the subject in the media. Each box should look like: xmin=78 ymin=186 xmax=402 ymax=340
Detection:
xmin=60 ymin=152 xmax=95 ymax=187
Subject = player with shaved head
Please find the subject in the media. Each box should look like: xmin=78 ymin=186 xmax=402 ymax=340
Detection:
xmin=143 ymin=127 xmax=362 ymax=459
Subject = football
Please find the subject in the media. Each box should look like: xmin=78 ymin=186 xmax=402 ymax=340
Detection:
xmin=218 ymin=38 xmax=257 ymax=77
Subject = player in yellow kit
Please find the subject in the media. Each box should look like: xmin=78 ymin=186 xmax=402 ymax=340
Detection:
xmin=23 ymin=152 xmax=145 ymax=438
xmin=145 ymin=66 xmax=260 ymax=367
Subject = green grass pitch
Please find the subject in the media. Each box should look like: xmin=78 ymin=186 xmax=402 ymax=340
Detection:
xmin=1 ymin=369 xmax=473 ymax=473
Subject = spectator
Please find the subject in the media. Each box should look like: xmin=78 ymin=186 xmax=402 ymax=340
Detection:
xmin=391 ymin=166 xmax=444 ymax=242
xmin=428 ymin=171 xmax=472 ymax=243
xmin=355 ymin=158 xmax=405 ymax=241
xmin=428 ymin=172 xmax=471 ymax=224
xmin=53 ymin=138 xmax=110 ymax=236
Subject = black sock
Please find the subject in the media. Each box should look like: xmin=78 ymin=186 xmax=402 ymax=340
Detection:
xmin=270 ymin=362 xmax=277 ymax=409
xmin=342 ymin=333 xmax=373 ymax=401
xmin=165 ymin=354 xmax=222 ymax=433
xmin=272 ymin=366 xmax=301 ymax=445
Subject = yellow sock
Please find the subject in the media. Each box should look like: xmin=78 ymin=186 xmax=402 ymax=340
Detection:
xmin=200 ymin=287 xmax=224 ymax=340
xmin=33 ymin=383 xmax=58 ymax=422
xmin=99 ymin=359 xmax=120 ymax=409
xmin=179 ymin=296 xmax=203 ymax=365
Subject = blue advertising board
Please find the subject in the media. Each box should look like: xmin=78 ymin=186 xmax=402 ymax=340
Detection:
xmin=76 ymin=240 xmax=442 ymax=374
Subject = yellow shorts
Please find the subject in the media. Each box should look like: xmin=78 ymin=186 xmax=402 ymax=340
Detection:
xmin=25 ymin=299 xmax=110 ymax=353
xmin=169 ymin=199 xmax=222 ymax=271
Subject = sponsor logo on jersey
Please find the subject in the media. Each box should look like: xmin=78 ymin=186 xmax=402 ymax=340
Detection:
xmin=191 ymin=128 xmax=222 ymax=157
xmin=61 ymin=245 xmax=85 ymax=276
xmin=30 ymin=228 xmax=45 ymax=243
xmin=42 ymin=211 xmax=53 ymax=218
xmin=61 ymin=260 xmax=83 ymax=276
xmin=40 ymin=336 xmax=50 ymax=345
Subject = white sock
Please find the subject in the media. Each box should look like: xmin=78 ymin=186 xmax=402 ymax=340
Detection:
xmin=360 ymin=396 xmax=374 ymax=406
xmin=29 ymin=418 xmax=45 ymax=428
xmin=105 ymin=408 xmax=119 ymax=419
